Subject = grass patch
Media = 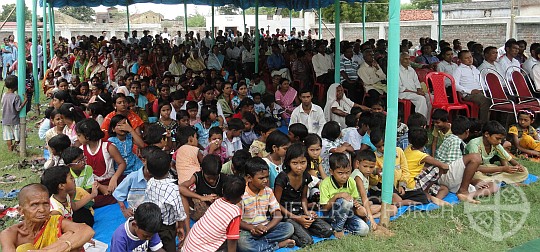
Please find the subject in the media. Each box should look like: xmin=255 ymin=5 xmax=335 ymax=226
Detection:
xmin=0 ymin=81 xmax=539 ymax=251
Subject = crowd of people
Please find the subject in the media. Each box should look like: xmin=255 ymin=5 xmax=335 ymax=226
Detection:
xmin=0 ymin=26 xmax=538 ymax=252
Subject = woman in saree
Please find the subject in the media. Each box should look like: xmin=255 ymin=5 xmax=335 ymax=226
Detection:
xmin=274 ymin=78 xmax=299 ymax=119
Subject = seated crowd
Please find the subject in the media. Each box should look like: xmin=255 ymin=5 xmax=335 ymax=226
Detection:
xmin=0 ymin=29 xmax=538 ymax=252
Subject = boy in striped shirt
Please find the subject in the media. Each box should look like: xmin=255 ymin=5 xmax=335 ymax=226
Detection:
xmin=182 ymin=175 xmax=245 ymax=252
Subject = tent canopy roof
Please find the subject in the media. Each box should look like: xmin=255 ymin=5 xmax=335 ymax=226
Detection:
xmin=42 ymin=0 xmax=369 ymax=11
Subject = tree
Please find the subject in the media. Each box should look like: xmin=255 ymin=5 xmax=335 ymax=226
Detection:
xmin=58 ymin=6 xmax=95 ymax=22
xmin=218 ymin=4 xmax=240 ymax=15
xmin=243 ymin=7 xmax=276 ymax=15
xmin=411 ymin=0 xmax=467 ymax=10
xmin=187 ymin=14 xmax=206 ymax=27
xmin=279 ymin=9 xmax=300 ymax=18
xmin=322 ymin=1 xmax=389 ymax=23
xmin=0 ymin=4 xmax=31 ymax=22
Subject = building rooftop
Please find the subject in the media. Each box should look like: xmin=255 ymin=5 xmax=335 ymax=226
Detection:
xmin=400 ymin=10 xmax=434 ymax=21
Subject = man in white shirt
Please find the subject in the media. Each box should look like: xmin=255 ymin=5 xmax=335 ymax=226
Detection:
xmin=453 ymin=50 xmax=491 ymax=122
xmin=241 ymin=42 xmax=255 ymax=75
xmin=358 ymin=49 xmax=387 ymax=106
xmin=531 ymin=47 xmax=540 ymax=90
xmin=523 ymin=43 xmax=539 ymax=74
xmin=478 ymin=46 xmax=504 ymax=74
xmin=173 ymin=31 xmax=183 ymax=47
xmin=289 ymin=89 xmax=326 ymax=135
xmin=202 ymin=31 xmax=213 ymax=48
xmin=437 ymin=47 xmax=458 ymax=87
xmin=497 ymin=40 xmax=521 ymax=81
xmin=312 ymin=42 xmax=334 ymax=86
xmin=398 ymin=53 xmax=430 ymax=117
xmin=128 ymin=30 xmax=139 ymax=45
xmin=161 ymin=28 xmax=170 ymax=41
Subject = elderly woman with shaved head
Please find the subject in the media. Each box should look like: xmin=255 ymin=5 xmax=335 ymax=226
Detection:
xmin=0 ymin=183 xmax=94 ymax=252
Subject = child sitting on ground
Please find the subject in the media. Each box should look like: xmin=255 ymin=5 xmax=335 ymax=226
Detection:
xmin=182 ymin=176 xmax=246 ymax=252
xmin=274 ymin=143 xmax=333 ymax=247
xmin=237 ymin=157 xmax=295 ymax=251
xmin=194 ymin=105 xmax=220 ymax=148
xmin=252 ymin=92 xmax=266 ymax=117
xmin=371 ymin=130 xmax=430 ymax=206
xmin=352 ymin=150 xmax=398 ymax=229
xmin=176 ymin=110 xmax=190 ymax=128
xmin=397 ymin=113 xmax=428 ymax=150
xmin=343 ymin=112 xmax=371 ymax=151
xmin=431 ymin=109 xmax=452 ymax=156
xmin=62 ymin=147 xmax=94 ymax=193
xmin=341 ymin=114 xmax=359 ymax=139
xmin=186 ymin=101 xmax=200 ymax=126
xmin=108 ymin=114 xmax=145 ymax=175
xmin=319 ymin=153 xmax=370 ymax=239
xmin=288 ymin=123 xmax=309 ymax=143
xmin=263 ymin=94 xmax=284 ymax=126
xmin=304 ymin=134 xmax=327 ymax=202
xmin=466 ymin=120 xmax=529 ymax=184
xmin=114 ymin=146 xmax=160 ymax=218
xmin=44 ymin=109 xmax=66 ymax=159
xmin=156 ymin=103 xmax=178 ymax=150
xmin=145 ymin=148 xmax=187 ymax=252
xmin=175 ymin=126 xmax=203 ymax=184
xmin=241 ymin=112 xmax=258 ymax=149
xmin=110 ymin=202 xmax=165 ymax=252
xmin=41 ymin=165 xmax=98 ymax=226
xmin=143 ymin=124 xmax=168 ymax=151
xmin=263 ymin=130 xmax=292 ymax=188
xmin=203 ymin=127 xmax=229 ymax=163
xmin=508 ymin=109 xmax=540 ymax=157
xmin=179 ymin=154 xmax=228 ymax=221
xmin=321 ymin=121 xmax=354 ymax=176
xmin=222 ymin=118 xmax=244 ymax=158
xmin=396 ymin=111 xmax=408 ymax=139
xmin=249 ymin=117 xmax=277 ymax=157
xmin=360 ymin=112 xmax=386 ymax=151
xmin=221 ymin=149 xmax=250 ymax=176
xmin=45 ymin=134 xmax=71 ymax=169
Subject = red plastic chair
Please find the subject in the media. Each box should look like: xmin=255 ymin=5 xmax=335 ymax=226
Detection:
xmin=508 ymin=66 xmax=540 ymax=105
xmin=458 ymin=93 xmax=479 ymax=118
xmin=426 ymin=72 xmax=470 ymax=124
xmin=399 ymin=99 xmax=412 ymax=123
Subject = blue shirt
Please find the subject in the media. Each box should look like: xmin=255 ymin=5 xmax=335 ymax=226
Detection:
xmin=194 ymin=121 xmax=220 ymax=148
xmin=112 ymin=168 xmax=147 ymax=207
xmin=129 ymin=93 xmax=148 ymax=109
xmin=111 ymin=217 xmax=163 ymax=251
xmin=108 ymin=134 xmax=144 ymax=175
xmin=361 ymin=133 xmax=377 ymax=151
xmin=267 ymin=53 xmax=285 ymax=71
xmin=130 ymin=62 xmax=140 ymax=74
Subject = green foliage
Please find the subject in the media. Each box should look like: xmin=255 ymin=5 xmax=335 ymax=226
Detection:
xmin=411 ymin=0 xmax=467 ymax=10
xmin=243 ymin=7 xmax=276 ymax=15
xmin=0 ymin=4 xmax=31 ymax=22
xmin=218 ymin=4 xmax=240 ymax=15
xmin=58 ymin=6 xmax=95 ymax=22
xmin=187 ymin=14 xmax=206 ymax=27
xmin=322 ymin=1 xmax=389 ymax=23
xmin=401 ymin=3 xmax=417 ymax=10
xmin=278 ymin=9 xmax=301 ymax=18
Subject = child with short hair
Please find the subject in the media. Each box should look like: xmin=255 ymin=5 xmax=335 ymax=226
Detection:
xmin=41 ymin=165 xmax=98 ymax=226
xmin=319 ymin=153 xmax=370 ymax=239
xmin=274 ymin=143 xmax=333 ymax=247
xmin=127 ymin=95 xmax=149 ymax=123
xmin=396 ymin=111 xmax=408 ymax=139
xmin=222 ymin=149 xmax=250 ymax=176
xmin=241 ymin=112 xmax=258 ymax=149
xmin=263 ymin=130 xmax=292 ymax=188
xmin=466 ymin=120 xmax=529 ymax=184
xmin=175 ymin=126 xmax=203 ymax=184
xmin=352 ymin=150 xmax=397 ymax=228
xmin=263 ymin=94 xmax=284 ymax=126
xmin=321 ymin=121 xmax=354 ymax=176
xmin=194 ymin=105 xmax=220 ymax=148
xmin=370 ymin=99 xmax=385 ymax=114
xmin=343 ymin=112 xmax=371 ymax=151
xmin=233 ymin=98 xmax=255 ymax=119
xmin=182 ymin=175 xmax=246 ymax=252
xmin=203 ymin=127 xmax=229 ymax=163
xmin=360 ymin=112 xmax=386 ymax=151
xmin=252 ymin=92 xmax=266 ymax=117
xmin=371 ymin=130 xmax=429 ymax=206
xmin=176 ymin=110 xmax=190 ymax=128
xmin=108 ymin=114 xmax=145 ymax=175
xmin=62 ymin=146 xmax=94 ymax=192
xmin=143 ymin=124 xmax=168 ymax=150
xmin=397 ymin=112 xmax=428 ymax=150
xmin=341 ymin=114 xmax=359 ymax=138
xmin=186 ymin=100 xmax=200 ymax=126
xmin=238 ymin=157 xmax=295 ymax=251
xmin=223 ymin=118 xmax=244 ymax=158
xmin=288 ymin=123 xmax=308 ymax=143
xmin=45 ymin=134 xmax=71 ymax=169
xmin=2 ymin=75 xmax=27 ymax=152
xmin=114 ymin=146 xmax=160 ymax=218
xmin=179 ymin=154 xmax=228 ymax=221
xmin=431 ymin=109 xmax=452 ymax=156
xmin=508 ymin=109 xmax=540 ymax=156
xmin=249 ymin=117 xmax=277 ymax=157
xmin=145 ymin=148 xmax=187 ymax=252
xmin=110 ymin=202 xmax=165 ymax=251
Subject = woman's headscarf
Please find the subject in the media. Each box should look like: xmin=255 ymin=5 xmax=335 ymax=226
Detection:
xmin=323 ymin=83 xmax=355 ymax=122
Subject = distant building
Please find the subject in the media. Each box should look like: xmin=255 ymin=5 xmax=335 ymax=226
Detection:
xmin=131 ymin=11 xmax=164 ymax=24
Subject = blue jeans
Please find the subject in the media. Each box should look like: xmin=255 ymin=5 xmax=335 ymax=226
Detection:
xmin=328 ymin=198 xmax=369 ymax=236
xmin=238 ymin=222 xmax=294 ymax=252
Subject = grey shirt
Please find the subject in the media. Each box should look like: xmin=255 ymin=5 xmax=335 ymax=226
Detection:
xmin=1 ymin=92 xmax=22 ymax=126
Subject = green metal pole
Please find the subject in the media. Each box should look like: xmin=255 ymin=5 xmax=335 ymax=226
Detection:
xmin=380 ymin=0 xmax=400 ymax=227
xmin=16 ymin=0 xmax=27 ymax=157
xmin=32 ymin=0 xmax=39 ymax=103
xmin=362 ymin=1 xmax=366 ymax=42
xmin=51 ymin=7 xmax=55 ymax=36
xmin=333 ymin=0 xmax=340 ymax=84
xmin=42 ymin=2 xmax=48 ymax=75
xmin=289 ymin=9 xmax=292 ymax=34
xmin=211 ymin=0 xmax=215 ymax=47
xmin=254 ymin=0 xmax=259 ymax=73
xmin=438 ymin=0 xmax=442 ymax=47
xmin=48 ymin=4 xmax=54 ymax=59
xmin=126 ymin=5 xmax=131 ymax=34
xmin=318 ymin=8 xmax=322 ymax=39
xmin=184 ymin=2 xmax=188 ymax=35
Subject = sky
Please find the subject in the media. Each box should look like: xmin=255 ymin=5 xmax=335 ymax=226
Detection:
xmin=3 ymin=0 xmax=411 ymax=20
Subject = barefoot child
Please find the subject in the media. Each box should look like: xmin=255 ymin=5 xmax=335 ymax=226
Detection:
xmin=274 ymin=143 xmax=333 ymax=247
xmin=508 ymin=109 xmax=540 ymax=157
xmin=237 ymin=158 xmax=295 ymax=251
xmin=431 ymin=109 xmax=452 ymax=156
xmin=1 ymin=75 xmax=28 ymax=152
xmin=175 ymin=126 xmax=203 ymax=184
xmin=321 ymin=121 xmax=354 ymax=176
xmin=319 ymin=153 xmax=370 ymax=238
